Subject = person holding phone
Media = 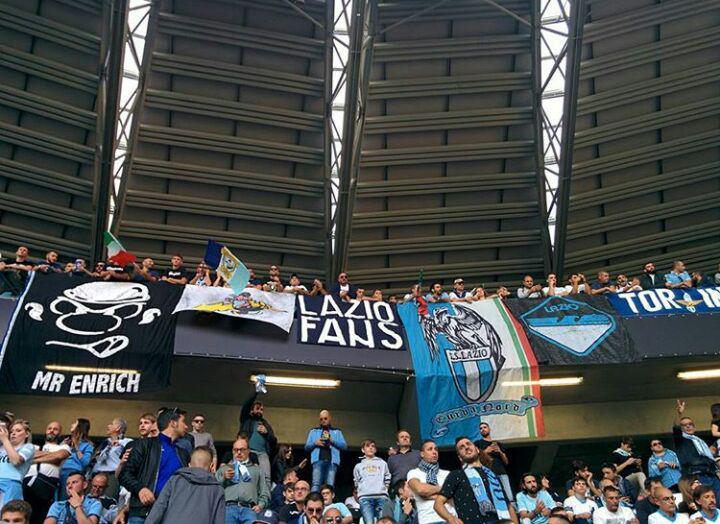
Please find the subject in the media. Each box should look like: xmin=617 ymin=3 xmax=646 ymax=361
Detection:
xmin=0 ymin=420 xmax=34 ymax=507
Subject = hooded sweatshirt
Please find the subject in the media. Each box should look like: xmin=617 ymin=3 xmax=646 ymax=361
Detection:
xmin=354 ymin=456 xmax=391 ymax=498
xmin=145 ymin=467 xmax=225 ymax=524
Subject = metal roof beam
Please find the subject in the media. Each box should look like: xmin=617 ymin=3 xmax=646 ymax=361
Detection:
xmin=373 ymin=34 xmax=530 ymax=61
xmin=356 ymin=171 xmax=536 ymax=197
xmin=364 ymin=107 xmax=534 ymax=134
xmin=368 ymin=72 xmax=532 ymax=99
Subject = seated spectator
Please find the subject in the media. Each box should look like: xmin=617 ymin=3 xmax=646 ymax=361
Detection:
xmin=278 ymin=480 xmax=308 ymax=523
xmin=648 ymin=486 xmax=697 ymax=524
xmin=610 ymin=437 xmax=646 ymax=497
xmin=293 ymin=492 xmax=324 ymax=524
xmin=563 ymin=478 xmax=598 ymax=524
xmin=449 ymin=278 xmax=473 ymax=302
xmin=565 ymin=460 xmax=601 ymax=498
xmin=132 ymin=258 xmax=158 ymax=282
xmin=381 ymin=480 xmax=416 ymax=524
xmin=0 ymin=246 xmax=35 ymax=294
xmin=320 ymin=484 xmax=353 ymax=524
xmin=690 ymin=484 xmax=719 ymax=524
xmin=34 ymin=251 xmax=62 ymax=274
xmin=329 ymin=272 xmax=356 ymax=301
xmin=344 ymin=488 xmax=360 ymax=510
xmin=591 ymin=271 xmax=616 ymax=295
xmin=425 ymin=282 xmax=448 ymax=303
xmin=284 ymin=274 xmax=308 ymax=295
xmin=517 ymin=472 xmax=558 ymax=524
xmin=691 ymin=272 xmax=713 ymax=288
xmin=160 ymin=255 xmax=189 ymax=285
xmin=270 ymin=471 xmax=297 ymax=511
xmin=45 ymin=470 xmax=101 ymax=524
xmin=517 ymin=275 xmax=543 ymax=299
xmin=593 ymin=485 xmax=637 ymax=524
xmin=145 ymin=446 xmax=224 ymax=524
xmin=64 ymin=262 xmax=74 ymax=273
xmin=387 ymin=295 xmax=398 ymax=304
xmin=494 ymin=286 xmax=511 ymax=299
xmin=636 ymin=478 xmax=663 ymax=524
xmin=0 ymin=419 xmax=34 ymax=506
xmin=189 ymin=262 xmax=213 ymax=286
xmin=370 ymin=289 xmax=383 ymax=301
xmin=1 ymin=499 xmax=32 ymax=524
xmin=648 ymin=440 xmax=681 ymax=490
xmin=665 ymin=261 xmax=692 ymax=289
xmin=87 ymin=472 xmax=117 ymax=523
xmin=637 ymin=262 xmax=663 ymax=290
xmin=543 ymin=475 xmax=565 ymax=504
xmin=600 ymin=463 xmax=638 ymax=505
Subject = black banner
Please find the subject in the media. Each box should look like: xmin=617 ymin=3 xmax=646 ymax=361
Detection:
xmin=0 ymin=273 xmax=184 ymax=395
xmin=505 ymin=295 xmax=637 ymax=365
xmin=296 ymin=295 xmax=405 ymax=350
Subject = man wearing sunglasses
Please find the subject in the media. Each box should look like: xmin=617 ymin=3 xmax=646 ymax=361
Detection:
xmin=648 ymin=441 xmax=681 ymax=490
xmin=294 ymin=492 xmax=325 ymax=524
xmin=674 ymin=401 xmax=720 ymax=499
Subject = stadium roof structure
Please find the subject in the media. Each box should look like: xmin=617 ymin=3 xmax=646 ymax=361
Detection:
xmin=0 ymin=0 xmax=718 ymax=287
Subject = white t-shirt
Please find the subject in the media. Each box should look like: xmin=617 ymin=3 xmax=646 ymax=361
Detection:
xmin=648 ymin=512 xmax=690 ymax=524
xmin=0 ymin=443 xmax=35 ymax=481
xmin=564 ymin=495 xmax=598 ymax=519
xmin=25 ymin=442 xmax=71 ymax=479
xmin=691 ymin=510 xmax=720 ymax=524
xmin=407 ymin=467 xmax=455 ymax=524
xmin=593 ymin=505 xmax=635 ymax=524
xmin=284 ymin=285 xmax=307 ymax=293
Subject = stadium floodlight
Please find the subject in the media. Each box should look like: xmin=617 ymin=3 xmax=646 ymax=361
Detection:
xmin=250 ymin=375 xmax=341 ymax=389
xmin=45 ymin=364 xmax=138 ymax=374
xmin=502 ymin=377 xmax=583 ymax=387
xmin=677 ymin=369 xmax=720 ymax=381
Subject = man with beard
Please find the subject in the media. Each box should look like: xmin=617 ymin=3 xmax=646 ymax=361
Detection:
xmin=407 ymin=440 xmax=455 ymax=524
xmin=23 ymin=421 xmax=71 ymax=524
xmin=475 ymin=422 xmax=513 ymax=503
xmin=517 ymin=473 xmax=558 ymax=524
xmin=434 ymin=437 xmax=515 ymax=524
xmin=639 ymin=262 xmax=664 ymax=290
xmin=691 ymin=485 xmax=719 ymax=524
xmin=240 ymin=391 xmax=278 ymax=490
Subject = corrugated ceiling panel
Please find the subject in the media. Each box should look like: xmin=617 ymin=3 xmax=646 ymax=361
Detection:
xmin=563 ymin=0 xmax=720 ymax=277
xmin=114 ymin=0 xmax=332 ymax=281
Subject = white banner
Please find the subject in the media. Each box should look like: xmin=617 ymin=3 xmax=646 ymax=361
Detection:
xmin=174 ymin=286 xmax=295 ymax=332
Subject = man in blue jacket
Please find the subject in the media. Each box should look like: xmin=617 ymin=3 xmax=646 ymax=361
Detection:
xmin=304 ymin=410 xmax=347 ymax=492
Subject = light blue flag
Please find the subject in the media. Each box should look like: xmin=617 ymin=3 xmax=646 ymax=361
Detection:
xmin=218 ymin=246 xmax=249 ymax=294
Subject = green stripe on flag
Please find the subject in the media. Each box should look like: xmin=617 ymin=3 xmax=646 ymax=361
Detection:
xmin=493 ymin=298 xmax=537 ymax=439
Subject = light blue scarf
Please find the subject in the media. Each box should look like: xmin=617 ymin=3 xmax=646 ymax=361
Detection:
xmin=463 ymin=465 xmax=510 ymax=519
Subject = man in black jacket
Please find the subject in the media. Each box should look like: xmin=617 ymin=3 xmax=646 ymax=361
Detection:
xmin=673 ymin=400 xmax=720 ymax=499
xmin=240 ymin=392 xmax=277 ymax=490
xmin=119 ymin=407 xmax=190 ymax=523
xmin=638 ymin=262 xmax=665 ymax=290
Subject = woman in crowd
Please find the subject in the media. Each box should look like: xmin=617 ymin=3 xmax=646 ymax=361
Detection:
xmin=58 ymin=418 xmax=93 ymax=500
xmin=0 ymin=419 xmax=34 ymax=506
xmin=272 ymin=444 xmax=307 ymax=485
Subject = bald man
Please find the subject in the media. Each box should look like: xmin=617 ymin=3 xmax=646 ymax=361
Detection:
xmin=305 ymin=410 xmax=347 ymax=491
xmin=648 ymin=487 xmax=702 ymax=524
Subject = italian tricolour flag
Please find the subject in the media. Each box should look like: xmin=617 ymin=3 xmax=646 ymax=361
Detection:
xmin=103 ymin=232 xmax=137 ymax=266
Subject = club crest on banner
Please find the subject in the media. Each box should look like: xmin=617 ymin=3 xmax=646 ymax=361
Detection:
xmin=520 ymin=297 xmax=615 ymax=356
xmin=419 ymin=305 xmax=505 ymax=403
xmin=24 ymin=281 xmax=162 ymax=359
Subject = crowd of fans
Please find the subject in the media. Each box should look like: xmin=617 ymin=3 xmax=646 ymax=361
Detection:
xmin=2 ymin=246 xmax=720 ymax=303
xmin=1 ymin=398 xmax=719 ymax=524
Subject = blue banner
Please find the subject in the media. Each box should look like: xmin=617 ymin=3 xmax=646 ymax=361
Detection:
xmin=608 ymin=287 xmax=720 ymax=317
xmin=296 ymin=295 xmax=405 ymax=350
xmin=397 ymin=299 xmax=543 ymax=446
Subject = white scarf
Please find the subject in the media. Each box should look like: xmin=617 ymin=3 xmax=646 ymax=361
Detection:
xmin=682 ymin=432 xmax=715 ymax=460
